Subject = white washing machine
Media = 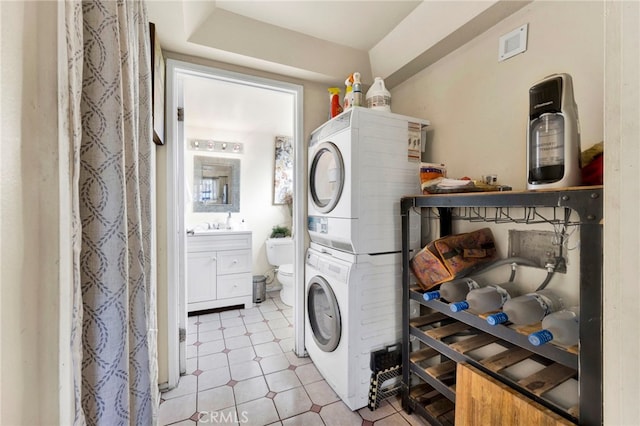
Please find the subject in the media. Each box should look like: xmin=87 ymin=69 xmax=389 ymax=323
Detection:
xmin=304 ymin=242 xmax=403 ymax=410
xmin=307 ymin=107 xmax=429 ymax=254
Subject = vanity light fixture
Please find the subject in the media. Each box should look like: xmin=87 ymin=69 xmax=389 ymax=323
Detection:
xmin=189 ymin=139 xmax=244 ymax=154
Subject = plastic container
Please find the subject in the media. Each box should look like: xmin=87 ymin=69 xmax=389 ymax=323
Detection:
xmin=343 ymin=74 xmax=353 ymax=110
xmin=528 ymin=306 xmax=580 ymax=346
xmin=450 ymin=281 xmax=519 ymax=314
xmin=486 ymin=289 xmax=564 ymax=326
xmin=366 ymin=77 xmax=391 ymax=111
xmin=424 ymin=277 xmax=481 ymax=303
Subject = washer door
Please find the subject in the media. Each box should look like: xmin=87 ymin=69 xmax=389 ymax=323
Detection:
xmin=309 ymin=142 xmax=344 ymax=214
xmin=307 ymin=275 xmax=341 ymax=352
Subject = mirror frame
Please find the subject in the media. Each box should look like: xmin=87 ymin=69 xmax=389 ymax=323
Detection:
xmin=192 ymin=155 xmax=240 ymax=212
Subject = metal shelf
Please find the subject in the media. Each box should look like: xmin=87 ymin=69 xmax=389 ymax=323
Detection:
xmin=401 ymin=186 xmax=603 ymax=426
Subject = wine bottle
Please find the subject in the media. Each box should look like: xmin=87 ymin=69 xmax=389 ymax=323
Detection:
xmin=424 ymin=277 xmax=481 ymax=303
xmin=528 ymin=306 xmax=580 ymax=346
xmin=450 ymin=281 xmax=519 ymax=314
xmin=486 ymin=289 xmax=564 ymax=326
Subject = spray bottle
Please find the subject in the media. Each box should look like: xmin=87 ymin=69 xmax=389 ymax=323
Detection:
xmin=343 ymin=75 xmax=354 ymax=110
xmin=352 ymin=72 xmax=363 ymax=107
xmin=328 ymin=87 xmax=343 ymax=119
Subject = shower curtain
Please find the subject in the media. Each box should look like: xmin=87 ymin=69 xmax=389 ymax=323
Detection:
xmin=64 ymin=1 xmax=158 ymax=424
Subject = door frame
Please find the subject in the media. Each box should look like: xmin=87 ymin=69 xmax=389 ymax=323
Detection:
xmin=164 ymin=59 xmax=305 ymax=387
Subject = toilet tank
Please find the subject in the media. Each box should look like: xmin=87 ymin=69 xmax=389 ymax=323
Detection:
xmin=266 ymin=237 xmax=293 ymax=266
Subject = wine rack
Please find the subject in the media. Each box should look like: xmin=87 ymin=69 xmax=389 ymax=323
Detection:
xmin=400 ymin=187 xmax=603 ymax=426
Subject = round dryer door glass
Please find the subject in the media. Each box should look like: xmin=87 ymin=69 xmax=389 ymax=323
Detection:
xmin=307 ymin=276 xmax=341 ymax=352
xmin=309 ymin=142 xmax=344 ymax=214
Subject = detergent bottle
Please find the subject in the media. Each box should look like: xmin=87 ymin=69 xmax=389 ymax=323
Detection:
xmin=343 ymin=75 xmax=354 ymax=110
xmin=328 ymin=87 xmax=343 ymax=119
xmin=366 ymin=77 xmax=391 ymax=111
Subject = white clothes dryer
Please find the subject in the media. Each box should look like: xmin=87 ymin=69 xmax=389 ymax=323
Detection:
xmin=307 ymin=107 xmax=429 ymax=254
xmin=304 ymin=242 xmax=403 ymax=410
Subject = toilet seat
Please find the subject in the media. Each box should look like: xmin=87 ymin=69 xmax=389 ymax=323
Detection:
xmin=278 ymin=263 xmax=293 ymax=277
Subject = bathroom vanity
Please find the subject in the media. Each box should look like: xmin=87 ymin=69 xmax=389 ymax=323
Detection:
xmin=186 ymin=230 xmax=253 ymax=312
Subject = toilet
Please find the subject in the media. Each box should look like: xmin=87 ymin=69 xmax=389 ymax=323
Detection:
xmin=265 ymin=237 xmax=294 ymax=306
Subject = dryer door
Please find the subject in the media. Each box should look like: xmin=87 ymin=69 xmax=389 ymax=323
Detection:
xmin=307 ymin=275 xmax=341 ymax=352
xmin=309 ymin=142 xmax=344 ymax=214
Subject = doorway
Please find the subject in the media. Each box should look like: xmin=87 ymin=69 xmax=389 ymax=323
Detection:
xmin=164 ymin=59 xmax=305 ymax=388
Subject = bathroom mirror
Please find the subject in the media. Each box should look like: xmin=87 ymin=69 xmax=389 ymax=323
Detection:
xmin=193 ymin=156 xmax=240 ymax=212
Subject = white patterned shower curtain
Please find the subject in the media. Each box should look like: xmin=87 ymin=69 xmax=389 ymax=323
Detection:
xmin=63 ymin=1 xmax=158 ymax=424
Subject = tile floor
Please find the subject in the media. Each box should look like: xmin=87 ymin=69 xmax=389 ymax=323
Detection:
xmin=159 ymin=292 xmax=431 ymax=426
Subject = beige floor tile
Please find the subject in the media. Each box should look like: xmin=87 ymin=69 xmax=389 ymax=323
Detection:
xmin=359 ymin=399 xmax=397 ymax=421
xmin=294 ymin=363 xmax=323 ymax=385
xmin=198 ymin=320 xmax=222 ymax=331
xmin=303 ymin=380 xmax=339 ymax=406
xmin=375 ymin=412 xmax=413 ymax=425
xmin=197 ymin=406 xmax=239 ymax=425
xmin=198 ymin=366 xmax=231 ymax=392
xmin=240 ymin=306 xmax=262 ymax=316
xmin=164 ymin=420 xmax=195 ymax=426
xmin=161 ymin=374 xmax=197 ymax=400
xmin=250 ymin=329 xmax=276 ymax=345
xmin=229 ymin=360 xmax=263 ymax=381
xmin=199 ymin=312 xmax=221 ymax=323
xmin=221 ymin=309 xmax=241 ymax=319
xmin=227 ymin=346 xmax=257 ymax=365
xmin=233 ymin=376 xmax=269 ymax=404
xmin=236 ymin=397 xmax=279 ymax=426
xmin=221 ymin=316 xmax=245 ymax=328
xmin=263 ymin=310 xmax=286 ymax=320
xmin=258 ymin=301 xmax=279 ymax=313
xmin=267 ymin=318 xmax=290 ymax=330
xmin=284 ymin=350 xmax=312 ymax=366
xmin=186 ymin=344 xmax=198 ymax=360
xmin=198 ymin=339 xmax=226 ymax=356
xmin=272 ymin=387 xmax=312 ymax=420
xmin=254 ymin=342 xmax=283 ymax=358
xmin=278 ymin=337 xmax=294 ymax=352
xmin=223 ymin=325 xmax=248 ymax=339
xmin=272 ymin=327 xmax=293 ymax=340
xmin=225 ymin=335 xmax=252 ymax=350
xmin=186 ymin=357 xmax=198 ymax=375
xmin=259 ymin=353 xmax=290 ymax=375
xmin=199 ymin=352 xmax=228 ymax=371
xmin=197 ymin=385 xmax=235 ymax=412
xmin=158 ymin=393 xmax=196 ymax=425
xmin=319 ymin=400 xmax=363 ymax=425
xmin=281 ymin=411 xmax=324 ymax=426
xmin=245 ymin=320 xmax=270 ymax=332
xmin=243 ymin=314 xmax=267 ymax=325
xmin=264 ymin=369 xmax=302 ymax=393
xmin=186 ymin=333 xmax=198 ymax=345
xmin=199 ymin=329 xmax=224 ymax=343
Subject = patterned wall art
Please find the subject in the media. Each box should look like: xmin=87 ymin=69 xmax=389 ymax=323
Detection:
xmin=273 ymin=136 xmax=293 ymax=205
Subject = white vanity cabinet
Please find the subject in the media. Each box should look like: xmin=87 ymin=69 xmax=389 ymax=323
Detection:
xmin=186 ymin=231 xmax=253 ymax=312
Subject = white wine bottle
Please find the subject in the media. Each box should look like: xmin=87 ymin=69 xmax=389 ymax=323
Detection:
xmin=528 ymin=306 xmax=580 ymax=346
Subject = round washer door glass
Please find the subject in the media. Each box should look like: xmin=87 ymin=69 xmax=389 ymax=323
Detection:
xmin=307 ymin=276 xmax=341 ymax=352
xmin=309 ymin=142 xmax=344 ymax=214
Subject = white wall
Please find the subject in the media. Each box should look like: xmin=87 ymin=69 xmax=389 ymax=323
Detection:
xmin=1 ymin=1 xmax=64 ymax=424
xmin=391 ymin=1 xmax=604 ymax=191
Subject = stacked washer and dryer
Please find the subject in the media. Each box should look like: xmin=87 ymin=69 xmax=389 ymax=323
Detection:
xmin=305 ymin=107 xmax=429 ymax=410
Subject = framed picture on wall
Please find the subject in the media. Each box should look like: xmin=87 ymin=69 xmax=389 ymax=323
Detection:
xmin=273 ymin=136 xmax=293 ymax=205
xmin=150 ymin=22 xmax=165 ymax=146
